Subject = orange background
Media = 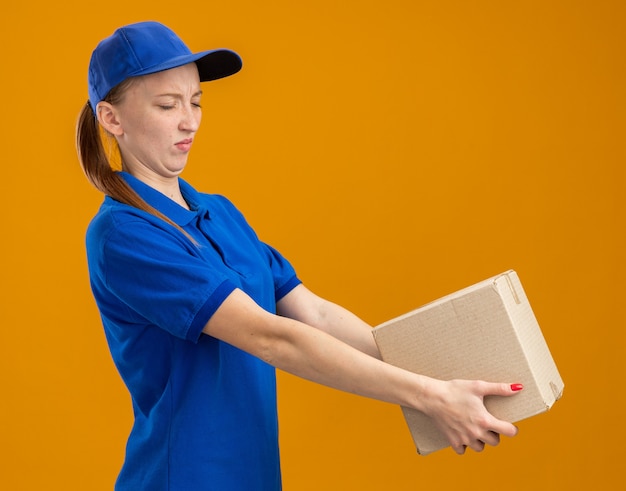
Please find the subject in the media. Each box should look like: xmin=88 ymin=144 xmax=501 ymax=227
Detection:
xmin=1 ymin=1 xmax=624 ymax=489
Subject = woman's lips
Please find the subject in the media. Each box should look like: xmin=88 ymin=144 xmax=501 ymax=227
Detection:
xmin=175 ymin=139 xmax=193 ymax=151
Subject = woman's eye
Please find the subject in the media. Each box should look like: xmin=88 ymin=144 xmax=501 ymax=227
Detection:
xmin=159 ymin=105 xmax=175 ymax=110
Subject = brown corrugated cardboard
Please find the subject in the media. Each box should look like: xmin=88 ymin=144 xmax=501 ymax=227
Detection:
xmin=372 ymin=270 xmax=564 ymax=455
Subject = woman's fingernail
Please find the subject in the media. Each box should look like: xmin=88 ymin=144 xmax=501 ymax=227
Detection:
xmin=511 ymin=383 xmax=524 ymax=392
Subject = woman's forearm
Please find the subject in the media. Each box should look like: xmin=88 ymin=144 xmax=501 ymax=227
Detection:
xmin=206 ymin=288 xmax=428 ymax=409
xmin=276 ymin=284 xmax=382 ymax=359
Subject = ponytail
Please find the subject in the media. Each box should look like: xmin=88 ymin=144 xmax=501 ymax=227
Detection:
xmin=76 ymin=86 xmax=196 ymax=244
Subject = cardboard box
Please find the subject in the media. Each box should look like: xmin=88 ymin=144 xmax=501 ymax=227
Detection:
xmin=372 ymin=270 xmax=564 ymax=455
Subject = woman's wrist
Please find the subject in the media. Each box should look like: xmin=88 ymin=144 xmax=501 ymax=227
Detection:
xmin=403 ymin=372 xmax=444 ymax=415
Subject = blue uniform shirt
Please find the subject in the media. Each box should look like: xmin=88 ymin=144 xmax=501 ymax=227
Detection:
xmin=86 ymin=173 xmax=300 ymax=490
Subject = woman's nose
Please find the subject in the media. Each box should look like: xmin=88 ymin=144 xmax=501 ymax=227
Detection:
xmin=179 ymin=105 xmax=201 ymax=132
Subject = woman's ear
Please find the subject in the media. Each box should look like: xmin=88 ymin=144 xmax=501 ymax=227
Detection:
xmin=97 ymin=102 xmax=124 ymax=136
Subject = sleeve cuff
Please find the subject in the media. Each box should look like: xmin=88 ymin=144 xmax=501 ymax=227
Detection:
xmin=275 ymin=275 xmax=302 ymax=302
xmin=187 ymin=279 xmax=237 ymax=343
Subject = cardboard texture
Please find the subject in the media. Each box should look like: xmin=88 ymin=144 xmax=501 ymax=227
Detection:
xmin=372 ymin=270 xmax=564 ymax=455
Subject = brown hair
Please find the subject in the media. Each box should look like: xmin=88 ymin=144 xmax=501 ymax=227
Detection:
xmin=76 ymin=80 xmax=194 ymax=242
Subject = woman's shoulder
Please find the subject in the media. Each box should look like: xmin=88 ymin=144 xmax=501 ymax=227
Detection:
xmin=89 ymin=195 xmax=152 ymax=227
xmin=86 ymin=196 xmax=171 ymax=247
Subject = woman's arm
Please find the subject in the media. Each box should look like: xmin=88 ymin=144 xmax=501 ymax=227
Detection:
xmin=276 ymin=284 xmax=381 ymax=359
xmin=203 ymin=288 xmax=522 ymax=454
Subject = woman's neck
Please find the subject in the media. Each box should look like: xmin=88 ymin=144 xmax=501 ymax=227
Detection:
xmin=124 ymin=168 xmax=190 ymax=210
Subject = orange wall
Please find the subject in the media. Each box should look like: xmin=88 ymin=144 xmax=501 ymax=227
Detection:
xmin=1 ymin=1 xmax=623 ymax=489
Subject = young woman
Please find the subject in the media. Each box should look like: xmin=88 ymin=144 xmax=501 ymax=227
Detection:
xmin=77 ymin=21 xmax=522 ymax=491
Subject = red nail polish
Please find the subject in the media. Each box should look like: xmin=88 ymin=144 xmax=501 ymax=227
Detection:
xmin=511 ymin=383 xmax=523 ymax=392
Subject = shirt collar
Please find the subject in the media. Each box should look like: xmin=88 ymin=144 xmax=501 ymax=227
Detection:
xmin=118 ymin=172 xmax=208 ymax=226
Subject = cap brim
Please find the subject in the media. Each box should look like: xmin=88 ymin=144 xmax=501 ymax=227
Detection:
xmin=131 ymin=48 xmax=242 ymax=82
xmin=195 ymin=49 xmax=243 ymax=81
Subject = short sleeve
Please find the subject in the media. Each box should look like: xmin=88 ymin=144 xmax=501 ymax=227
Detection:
xmin=208 ymin=194 xmax=301 ymax=307
xmin=90 ymin=217 xmax=236 ymax=343
xmin=262 ymin=243 xmax=301 ymax=301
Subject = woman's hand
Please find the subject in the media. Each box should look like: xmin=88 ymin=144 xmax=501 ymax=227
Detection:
xmin=421 ymin=379 xmax=523 ymax=454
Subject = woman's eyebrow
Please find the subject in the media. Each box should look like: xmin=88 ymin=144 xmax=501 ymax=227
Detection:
xmin=154 ymin=90 xmax=203 ymax=98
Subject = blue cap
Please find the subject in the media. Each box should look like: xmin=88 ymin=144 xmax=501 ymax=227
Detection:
xmin=88 ymin=21 xmax=242 ymax=113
